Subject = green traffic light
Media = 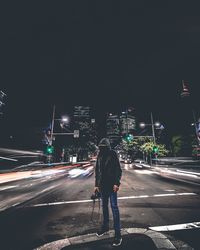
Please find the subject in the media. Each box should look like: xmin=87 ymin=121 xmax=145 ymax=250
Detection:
xmin=125 ymin=134 xmax=133 ymax=142
xmin=46 ymin=145 xmax=54 ymax=154
xmin=153 ymin=146 xmax=158 ymax=153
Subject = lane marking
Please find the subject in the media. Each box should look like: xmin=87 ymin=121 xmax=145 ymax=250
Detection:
xmin=31 ymin=199 xmax=92 ymax=207
xmin=118 ymin=193 xmax=197 ymax=199
xmin=150 ymin=221 xmax=200 ymax=231
xmin=165 ymin=189 xmax=175 ymax=192
xmin=29 ymin=192 xmax=197 ymax=208
xmin=153 ymin=193 xmax=196 ymax=197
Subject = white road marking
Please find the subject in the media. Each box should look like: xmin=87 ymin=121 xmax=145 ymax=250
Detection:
xmin=150 ymin=221 xmax=200 ymax=231
xmin=32 ymin=199 xmax=92 ymax=207
xmin=39 ymin=185 xmax=58 ymax=194
xmin=153 ymin=193 xmax=195 ymax=197
xmin=0 ymin=185 xmax=18 ymax=191
xmin=29 ymin=192 xmax=197 ymax=208
xmin=119 ymin=195 xmax=149 ymax=199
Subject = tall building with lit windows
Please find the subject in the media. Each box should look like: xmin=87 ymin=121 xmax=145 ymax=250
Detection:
xmin=73 ymin=106 xmax=97 ymax=144
xmin=106 ymin=107 xmax=136 ymax=147
xmin=119 ymin=107 xmax=136 ymax=136
xmin=120 ymin=114 xmax=136 ymax=135
xmin=74 ymin=106 xmax=90 ymax=119
xmin=106 ymin=113 xmax=121 ymax=147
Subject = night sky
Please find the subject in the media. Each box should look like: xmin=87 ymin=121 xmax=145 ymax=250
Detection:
xmin=1 ymin=2 xmax=200 ymax=142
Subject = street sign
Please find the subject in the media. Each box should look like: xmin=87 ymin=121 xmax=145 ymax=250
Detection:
xmin=74 ymin=130 xmax=79 ymax=138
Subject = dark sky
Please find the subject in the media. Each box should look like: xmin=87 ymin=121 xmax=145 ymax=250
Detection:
xmin=1 ymin=2 xmax=200 ymax=137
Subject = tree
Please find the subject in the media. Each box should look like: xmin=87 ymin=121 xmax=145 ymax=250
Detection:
xmin=171 ymin=135 xmax=184 ymax=156
xmin=140 ymin=141 xmax=168 ymax=164
xmin=140 ymin=142 xmax=168 ymax=157
xmin=171 ymin=135 xmax=194 ymax=156
xmin=119 ymin=136 xmax=152 ymax=159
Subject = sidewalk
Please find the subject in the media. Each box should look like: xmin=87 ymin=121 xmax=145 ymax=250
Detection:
xmin=35 ymin=228 xmax=193 ymax=250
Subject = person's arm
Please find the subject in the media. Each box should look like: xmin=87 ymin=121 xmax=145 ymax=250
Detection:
xmin=112 ymin=151 xmax=122 ymax=187
xmin=94 ymin=158 xmax=100 ymax=192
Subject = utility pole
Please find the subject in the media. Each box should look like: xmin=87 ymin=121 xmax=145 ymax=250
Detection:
xmin=192 ymin=110 xmax=200 ymax=145
xmin=151 ymin=112 xmax=156 ymax=144
xmin=126 ymin=107 xmax=128 ymax=135
xmin=50 ymin=105 xmax=56 ymax=146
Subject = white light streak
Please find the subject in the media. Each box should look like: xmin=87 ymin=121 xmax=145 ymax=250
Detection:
xmin=0 ymin=185 xmax=18 ymax=191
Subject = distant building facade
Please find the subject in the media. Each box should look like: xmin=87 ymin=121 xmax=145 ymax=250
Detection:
xmin=106 ymin=113 xmax=121 ymax=147
xmin=73 ymin=106 xmax=97 ymax=144
xmin=120 ymin=114 xmax=136 ymax=135
xmin=106 ymin=108 xmax=136 ymax=147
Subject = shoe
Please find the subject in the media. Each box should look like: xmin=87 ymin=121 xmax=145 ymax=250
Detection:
xmin=112 ymin=236 xmax=122 ymax=247
xmin=96 ymin=227 xmax=109 ymax=237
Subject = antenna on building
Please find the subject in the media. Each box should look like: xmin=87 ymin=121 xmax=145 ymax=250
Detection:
xmin=180 ymin=80 xmax=190 ymax=98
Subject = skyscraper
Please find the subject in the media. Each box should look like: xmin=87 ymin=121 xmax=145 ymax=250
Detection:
xmin=120 ymin=108 xmax=136 ymax=135
xmin=106 ymin=113 xmax=121 ymax=147
xmin=73 ymin=106 xmax=90 ymax=134
xmin=106 ymin=108 xmax=137 ymax=147
xmin=73 ymin=106 xmax=97 ymax=144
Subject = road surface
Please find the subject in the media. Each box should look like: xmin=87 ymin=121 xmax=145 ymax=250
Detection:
xmin=0 ymin=162 xmax=199 ymax=249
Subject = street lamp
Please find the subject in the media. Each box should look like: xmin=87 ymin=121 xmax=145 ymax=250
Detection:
xmin=154 ymin=122 xmax=161 ymax=127
xmin=50 ymin=105 xmax=71 ymax=145
xmin=139 ymin=112 xmax=161 ymax=144
xmin=54 ymin=116 xmax=69 ymax=123
xmin=61 ymin=117 xmax=68 ymax=123
xmin=139 ymin=122 xmax=146 ymax=128
xmin=59 ymin=116 xmax=71 ymax=132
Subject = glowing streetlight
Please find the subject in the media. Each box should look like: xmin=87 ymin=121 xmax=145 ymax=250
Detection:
xmin=155 ymin=122 xmax=161 ymax=127
xmin=139 ymin=113 xmax=162 ymax=143
xmin=139 ymin=122 xmax=146 ymax=128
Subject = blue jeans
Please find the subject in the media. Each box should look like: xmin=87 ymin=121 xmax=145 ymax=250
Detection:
xmin=101 ymin=191 xmax=121 ymax=235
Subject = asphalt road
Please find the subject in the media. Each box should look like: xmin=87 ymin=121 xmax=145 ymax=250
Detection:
xmin=0 ymin=162 xmax=200 ymax=250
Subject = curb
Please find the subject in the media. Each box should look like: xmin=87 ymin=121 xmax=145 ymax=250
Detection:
xmin=34 ymin=227 xmax=187 ymax=250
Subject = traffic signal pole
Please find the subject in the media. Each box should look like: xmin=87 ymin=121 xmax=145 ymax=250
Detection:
xmin=50 ymin=105 xmax=56 ymax=146
xmin=49 ymin=105 xmax=79 ymax=141
xmin=192 ymin=110 xmax=200 ymax=145
xmin=151 ymin=112 xmax=156 ymax=144
xmin=150 ymin=112 xmax=156 ymax=165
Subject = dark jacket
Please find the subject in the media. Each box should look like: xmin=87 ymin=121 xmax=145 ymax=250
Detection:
xmin=95 ymin=138 xmax=122 ymax=192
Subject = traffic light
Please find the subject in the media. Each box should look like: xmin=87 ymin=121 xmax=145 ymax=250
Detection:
xmin=124 ymin=134 xmax=134 ymax=142
xmin=46 ymin=145 xmax=54 ymax=154
xmin=153 ymin=145 xmax=158 ymax=153
xmin=152 ymin=146 xmax=159 ymax=159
